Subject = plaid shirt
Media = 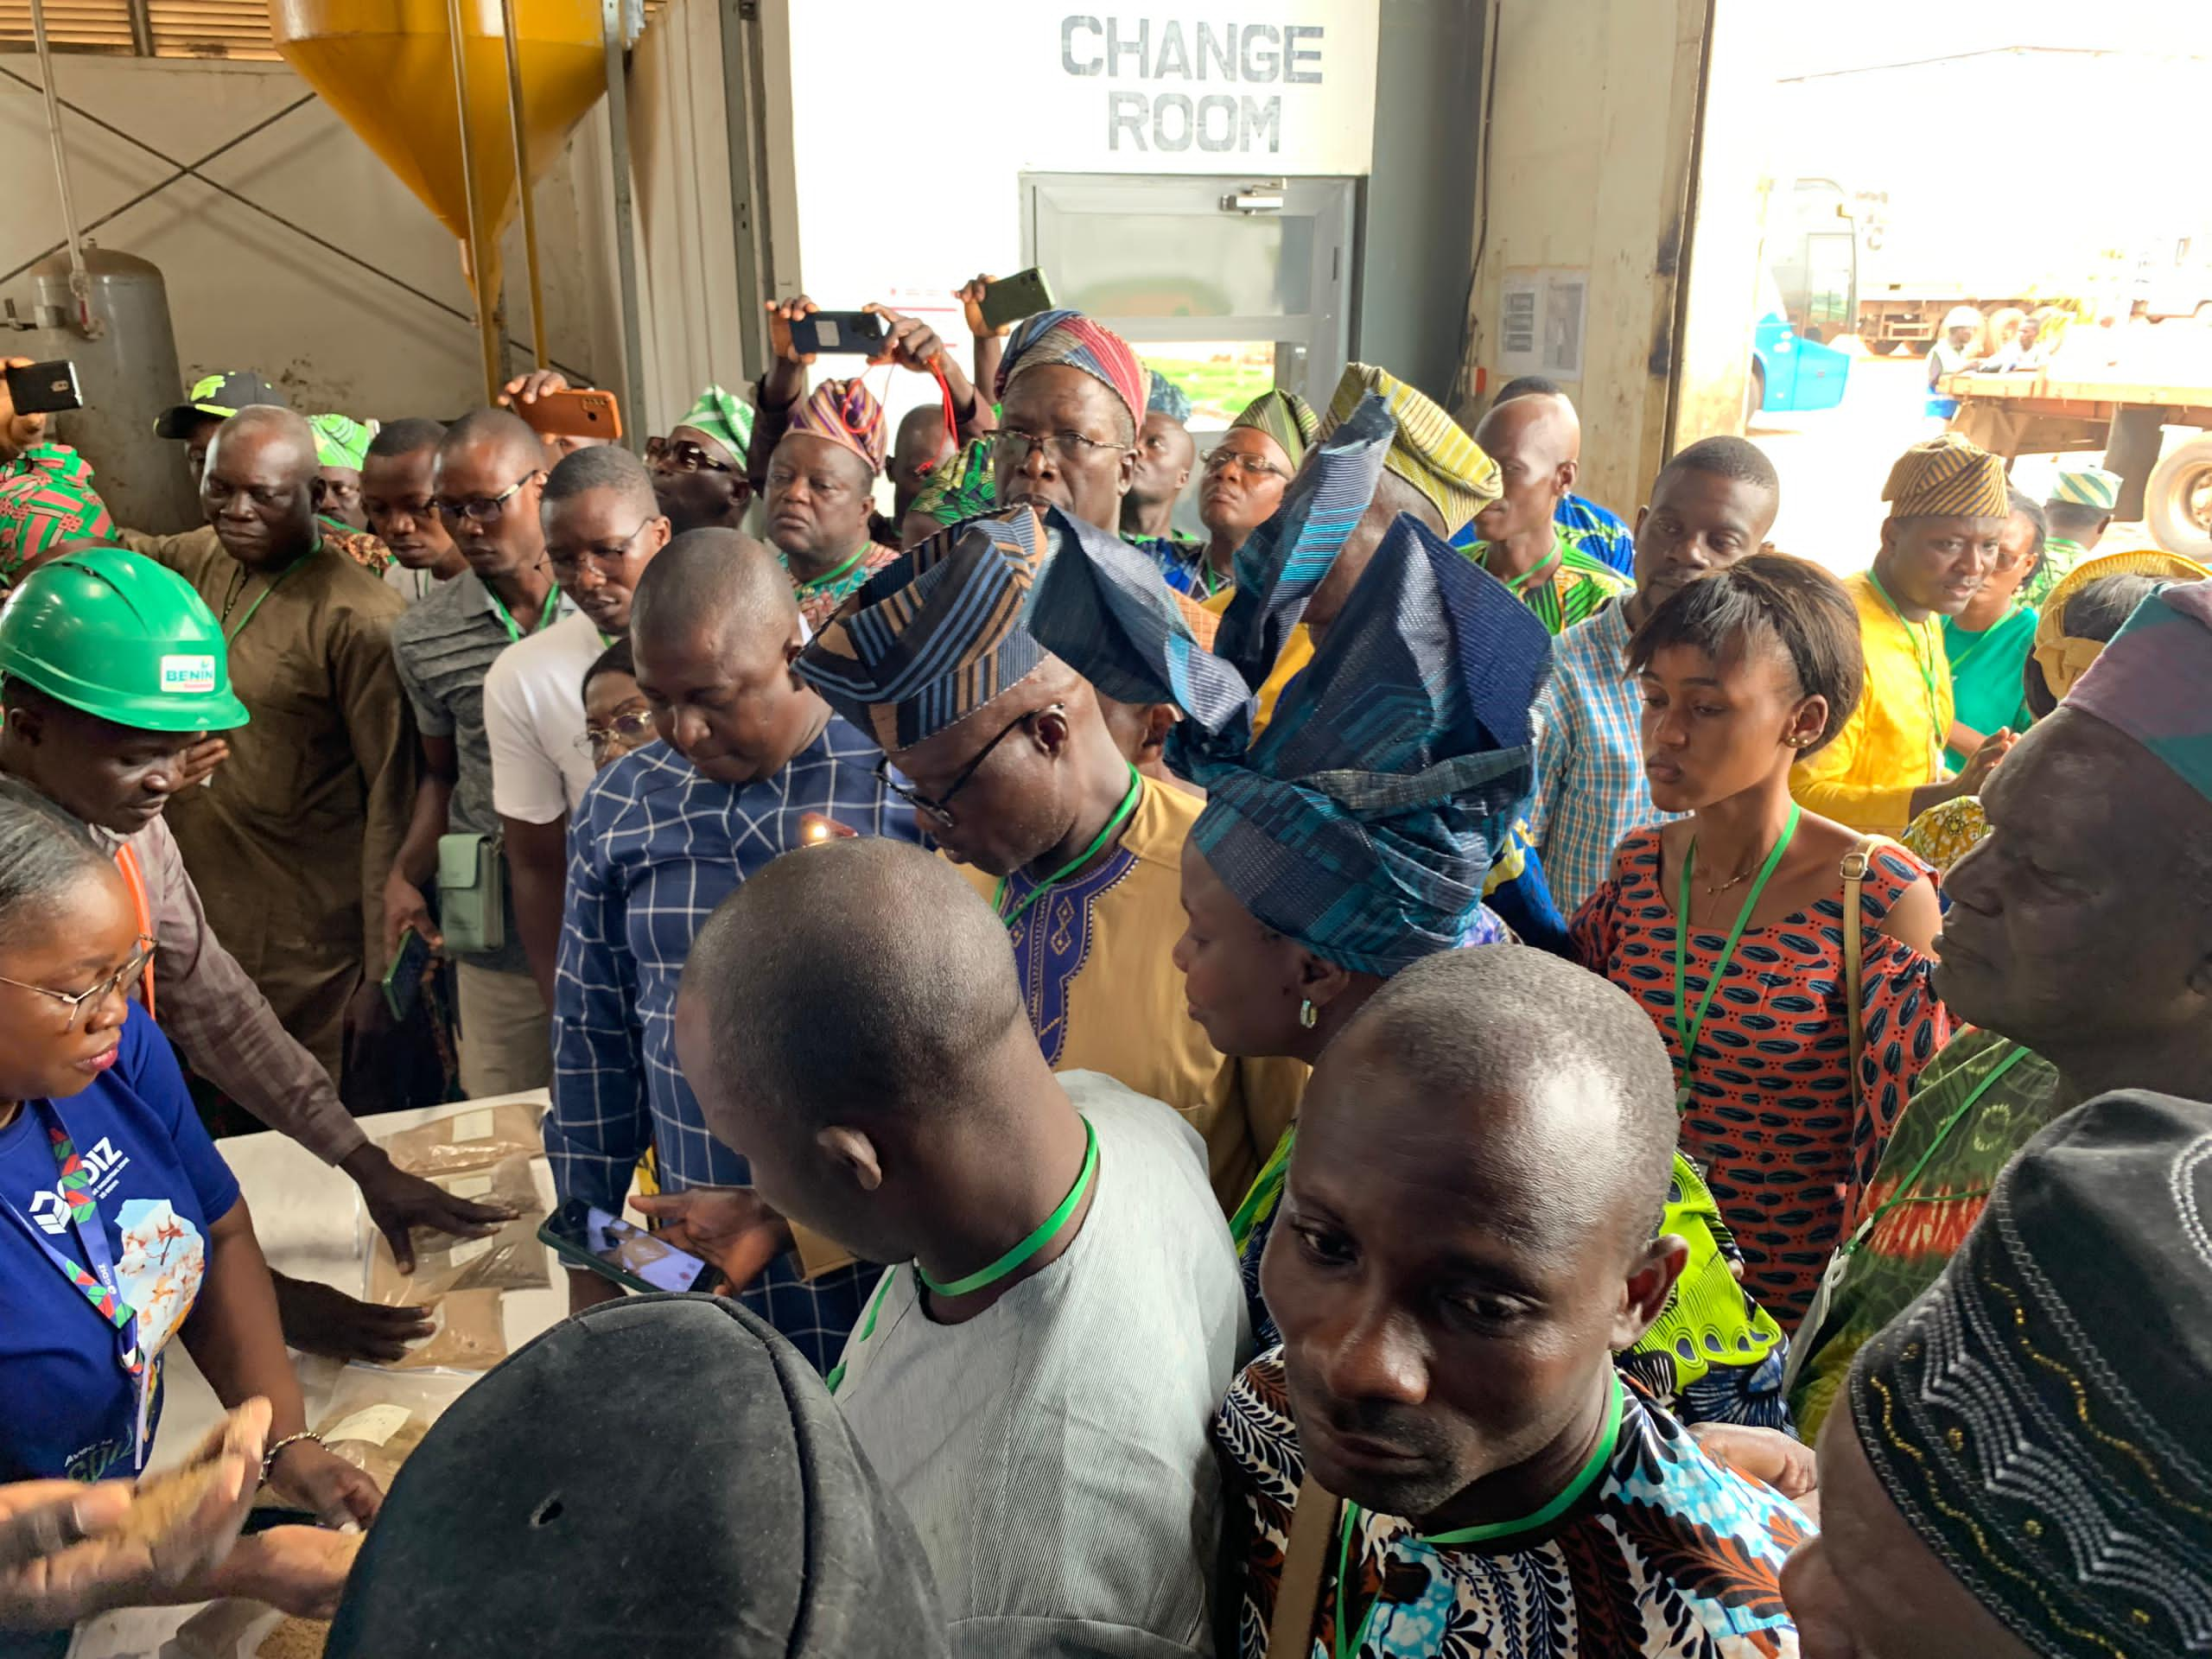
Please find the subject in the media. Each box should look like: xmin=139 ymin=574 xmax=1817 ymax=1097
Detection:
xmin=1530 ymin=599 xmax=1683 ymax=915
xmin=547 ymin=721 xmax=920 ymax=1370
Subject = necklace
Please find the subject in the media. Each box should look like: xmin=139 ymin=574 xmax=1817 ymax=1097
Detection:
xmin=1333 ymin=1376 xmax=1625 ymax=1659
xmin=918 ymin=1116 xmax=1098 ymax=1297
xmin=1867 ymin=569 xmax=1946 ymax=769
xmin=485 ymin=574 xmax=561 ymax=644
xmin=787 ymin=543 xmax=874 ymax=595
xmin=993 ymin=766 xmax=1142 ymax=929
xmin=826 ymin=1117 xmax=1101 ymax=1397
xmin=1672 ymin=803 xmax=1802 ymax=1110
xmin=219 ymin=549 xmax=315 ymax=645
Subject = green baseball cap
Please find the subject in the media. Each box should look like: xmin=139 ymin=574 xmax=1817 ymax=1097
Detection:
xmin=0 ymin=548 xmax=251 ymax=732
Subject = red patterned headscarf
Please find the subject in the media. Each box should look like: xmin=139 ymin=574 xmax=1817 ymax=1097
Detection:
xmin=995 ymin=309 xmax=1148 ymax=436
xmin=787 ymin=378 xmax=887 ymax=474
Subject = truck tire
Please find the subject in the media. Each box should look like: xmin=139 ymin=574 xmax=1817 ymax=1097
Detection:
xmin=1867 ymin=338 xmax=1904 ymax=356
xmin=1745 ymin=361 xmax=1767 ymax=429
xmin=2145 ymin=436 xmax=2212 ymax=563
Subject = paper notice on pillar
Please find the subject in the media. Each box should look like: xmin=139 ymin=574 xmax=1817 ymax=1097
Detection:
xmin=1026 ymin=4 xmax=1381 ymax=175
xmin=1498 ymin=269 xmax=1589 ymax=382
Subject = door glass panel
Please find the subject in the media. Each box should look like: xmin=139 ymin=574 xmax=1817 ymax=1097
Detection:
xmin=1039 ymin=209 xmax=1313 ymax=318
xmin=1129 ymin=342 xmax=1278 ymax=429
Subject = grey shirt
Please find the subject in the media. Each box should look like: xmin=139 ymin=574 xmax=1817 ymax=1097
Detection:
xmin=832 ymin=1072 xmax=1249 ymax=1659
xmin=391 ymin=570 xmax=571 ymax=971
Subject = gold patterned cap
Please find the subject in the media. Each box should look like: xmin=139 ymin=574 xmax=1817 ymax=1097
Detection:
xmin=1847 ymin=1090 xmax=2212 ymax=1659
xmin=2032 ymin=546 xmax=2210 ymax=702
xmin=1881 ymin=434 xmax=2010 ymax=521
xmin=1319 ymin=363 xmax=1500 ymax=534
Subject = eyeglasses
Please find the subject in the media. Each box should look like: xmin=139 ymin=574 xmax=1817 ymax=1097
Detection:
xmin=580 ymin=708 xmax=658 ymax=760
xmin=0 ymin=937 xmax=155 ymax=1029
xmin=548 ymin=518 xmax=656 ymax=579
xmin=435 ymin=471 xmax=541 ymax=525
xmin=875 ymin=704 xmax=1060 ymax=829
xmin=646 ymin=435 xmax=734 ymax=475
xmin=1200 ymin=448 xmax=1291 ymax=482
xmin=989 ymin=429 xmax=1125 ymax=468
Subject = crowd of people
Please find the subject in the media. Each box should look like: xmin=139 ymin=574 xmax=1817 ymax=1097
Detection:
xmin=0 ymin=276 xmax=2208 ymax=1659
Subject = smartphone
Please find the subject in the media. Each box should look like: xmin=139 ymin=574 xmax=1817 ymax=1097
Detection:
xmin=978 ymin=269 xmax=1054 ymax=334
xmin=518 ymin=387 xmax=622 ymax=442
xmin=380 ymin=926 xmax=432 ymax=1023
xmin=4 ymin=359 xmax=81 ymax=416
xmin=537 ymin=1198 xmax=716 ymax=1294
xmin=772 ymin=309 xmax=888 ymax=359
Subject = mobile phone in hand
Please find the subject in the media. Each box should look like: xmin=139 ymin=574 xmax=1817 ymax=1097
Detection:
xmin=380 ymin=926 xmax=432 ymax=1023
xmin=538 ymin=1198 xmax=716 ymax=1294
xmin=517 ymin=387 xmax=621 ymax=442
xmin=774 ymin=310 xmax=889 ymax=358
xmin=978 ymin=270 xmax=1054 ymax=333
xmin=4 ymin=359 xmax=81 ymax=416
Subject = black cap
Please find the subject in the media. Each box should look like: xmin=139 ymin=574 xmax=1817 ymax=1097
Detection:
xmin=151 ymin=372 xmax=284 ymax=439
xmin=326 ymin=1295 xmax=949 ymax=1659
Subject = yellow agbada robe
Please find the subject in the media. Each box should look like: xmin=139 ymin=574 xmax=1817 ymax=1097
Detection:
xmin=957 ymin=772 xmax=1306 ymax=1213
xmin=1791 ymin=570 xmax=1954 ymax=836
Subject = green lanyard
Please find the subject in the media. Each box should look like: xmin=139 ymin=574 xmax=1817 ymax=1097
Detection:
xmin=993 ymin=766 xmax=1142 ymax=930
xmin=1671 ymin=804 xmax=1802 ymax=1109
xmin=1868 ymin=570 xmax=1945 ymax=758
xmin=1333 ymin=1376 xmax=1624 ymax=1659
xmin=825 ymin=1117 xmax=1100 ymax=1395
xmin=1484 ymin=537 xmax=1563 ymax=597
xmin=1839 ymin=1042 xmax=2032 ymax=1257
xmin=790 ymin=543 xmax=874 ymax=597
xmin=220 ymin=550 xmax=312 ymax=645
xmin=486 ymin=578 xmax=561 ymax=645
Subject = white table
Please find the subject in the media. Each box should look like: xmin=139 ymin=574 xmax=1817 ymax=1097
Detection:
xmin=68 ymin=1091 xmax=575 ymax=1659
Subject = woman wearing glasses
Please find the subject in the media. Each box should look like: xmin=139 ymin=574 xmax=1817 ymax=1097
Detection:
xmin=1179 ymin=389 xmax=1318 ymax=600
xmin=0 ymin=783 xmax=373 ymax=1642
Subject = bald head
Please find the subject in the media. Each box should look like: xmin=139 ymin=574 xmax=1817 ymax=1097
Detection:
xmin=207 ymin=405 xmax=316 ymax=480
xmin=1328 ymin=947 xmax=1677 ymax=1240
xmin=202 ymin=406 xmax=319 ymax=569
xmin=630 ymin=527 xmax=795 ymax=650
xmin=1471 ymin=392 xmax=1580 ymax=548
xmin=683 ymin=836 xmax=1027 ymax=1127
xmin=440 ymin=407 xmax=543 ymax=478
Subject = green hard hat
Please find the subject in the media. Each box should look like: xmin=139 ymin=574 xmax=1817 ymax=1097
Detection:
xmin=0 ymin=548 xmax=252 ymax=733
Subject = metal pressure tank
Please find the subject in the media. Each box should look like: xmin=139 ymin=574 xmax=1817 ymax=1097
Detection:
xmin=16 ymin=247 xmax=200 ymax=535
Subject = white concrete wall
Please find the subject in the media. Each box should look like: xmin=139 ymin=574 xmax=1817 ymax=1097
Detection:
xmin=0 ymin=54 xmax=618 ymax=422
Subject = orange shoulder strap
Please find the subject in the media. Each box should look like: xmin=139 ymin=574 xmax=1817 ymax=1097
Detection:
xmin=111 ymin=844 xmax=156 ymax=1020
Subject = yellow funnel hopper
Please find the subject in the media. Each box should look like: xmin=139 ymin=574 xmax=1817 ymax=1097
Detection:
xmin=271 ymin=0 xmax=606 ymax=398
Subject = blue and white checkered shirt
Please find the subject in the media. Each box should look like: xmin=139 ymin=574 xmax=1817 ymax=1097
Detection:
xmin=1529 ymin=598 xmax=1684 ymax=917
xmin=546 ymin=721 xmax=920 ymax=1371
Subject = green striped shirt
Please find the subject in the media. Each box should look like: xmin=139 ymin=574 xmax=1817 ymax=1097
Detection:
xmin=1478 ymin=527 xmax=1631 ymax=636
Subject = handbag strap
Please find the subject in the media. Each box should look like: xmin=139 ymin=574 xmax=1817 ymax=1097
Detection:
xmin=1838 ymin=834 xmax=1902 ymax=1117
xmin=1266 ymin=1475 xmax=1342 ymax=1659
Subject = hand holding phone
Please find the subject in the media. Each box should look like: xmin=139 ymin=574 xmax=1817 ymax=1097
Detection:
xmin=379 ymin=926 xmax=433 ymax=1023
xmin=976 ymin=269 xmax=1054 ymax=334
xmin=3 ymin=359 xmax=82 ymax=417
xmin=538 ymin=1198 xmax=717 ymax=1295
xmin=771 ymin=308 xmax=888 ymax=359
xmin=515 ymin=387 xmax=621 ymax=442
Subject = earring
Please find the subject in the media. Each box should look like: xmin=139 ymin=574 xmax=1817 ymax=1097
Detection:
xmin=1299 ymin=999 xmax=1318 ymax=1029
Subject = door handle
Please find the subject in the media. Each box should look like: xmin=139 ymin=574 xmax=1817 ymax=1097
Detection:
xmin=1220 ymin=184 xmax=1285 ymax=215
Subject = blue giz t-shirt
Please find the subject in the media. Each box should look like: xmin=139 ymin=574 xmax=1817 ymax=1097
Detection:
xmin=0 ymin=1004 xmax=240 ymax=1483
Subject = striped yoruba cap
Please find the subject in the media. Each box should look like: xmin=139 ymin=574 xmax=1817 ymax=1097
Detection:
xmin=2048 ymin=464 xmax=2121 ymax=512
xmin=1319 ymin=363 xmax=1499 ymax=535
xmin=795 ymin=505 xmax=1051 ymax=753
xmin=1848 ymin=1090 xmax=2212 ymax=1659
xmin=1881 ymin=433 xmax=2010 ymax=520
